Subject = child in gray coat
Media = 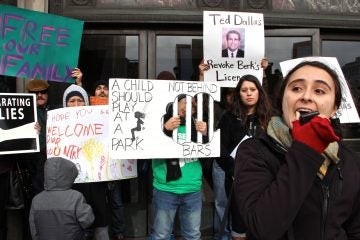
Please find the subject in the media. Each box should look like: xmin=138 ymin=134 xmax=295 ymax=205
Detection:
xmin=29 ymin=157 xmax=94 ymax=240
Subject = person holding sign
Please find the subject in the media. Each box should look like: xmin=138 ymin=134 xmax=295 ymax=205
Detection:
xmin=93 ymin=80 xmax=109 ymax=98
xmin=151 ymin=94 xmax=208 ymax=240
xmin=25 ymin=68 xmax=83 ymax=194
xmin=90 ymin=80 xmax=109 ymax=106
xmin=26 ymin=79 xmax=51 ymax=195
xmin=234 ymin=61 xmax=360 ymax=240
xmin=217 ymin=75 xmax=272 ymax=240
xmin=221 ymin=30 xmax=244 ymax=58
xmin=62 ymin=84 xmax=110 ymax=240
xmin=199 ymin=58 xmax=270 ymax=240
xmin=0 ymin=123 xmax=40 ymax=240
xmin=89 ymin=79 xmax=126 ymax=240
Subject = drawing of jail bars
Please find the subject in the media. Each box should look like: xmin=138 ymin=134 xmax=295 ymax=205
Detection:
xmin=172 ymin=94 xmax=213 ymax=144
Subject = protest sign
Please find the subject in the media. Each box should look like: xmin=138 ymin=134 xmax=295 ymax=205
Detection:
xmin=109 ymin=78 xmax=221 ymax=159
xmin=0 ymin=4 xmax=83 ymax=82
xmin=280 ymin=57 xmax=360 ymax=123
xmin=203 ymin=11 xmax=265 ymax=88
xmin=47 ymin=105 xmax=136 ymax=183
xmin=0 ymin=93 xmax=39 ymax=154
xmin=90 ymin=96 xmax=109 ymax=106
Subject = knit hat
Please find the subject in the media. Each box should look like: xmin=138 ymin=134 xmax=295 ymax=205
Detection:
xmin=62 ymin=85 xmax=89 ymax=107
xmin=156 ymin=71 xmax=176 ymax=80
xmin=92 ymin=80 xmax=109 ymax=95
xmin=26 ymin=79 xmax=49 ymax=92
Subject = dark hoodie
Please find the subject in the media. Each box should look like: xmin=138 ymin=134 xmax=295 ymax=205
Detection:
xmin=29 ymin=157 xmax=94 ymax=240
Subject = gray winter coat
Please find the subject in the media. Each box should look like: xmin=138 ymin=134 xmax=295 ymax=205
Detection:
xmin=29 ymin=157 xmax=94 ymax=240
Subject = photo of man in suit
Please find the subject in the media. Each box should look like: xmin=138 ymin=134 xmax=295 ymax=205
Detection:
xmin=222 ymin=30 xmax=244 ymax=58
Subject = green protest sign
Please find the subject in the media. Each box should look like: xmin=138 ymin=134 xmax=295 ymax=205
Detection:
xmin=0 ymin=4 xmax=84 ymax=82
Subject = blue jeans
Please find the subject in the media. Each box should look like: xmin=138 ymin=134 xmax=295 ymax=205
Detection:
xmin=108 ymin=181 xmax=125 ymax=236
xmin=152 ymin=189 xmax=202 ymax=240
xmin=212 ymin=161 xmax=230 ymax=240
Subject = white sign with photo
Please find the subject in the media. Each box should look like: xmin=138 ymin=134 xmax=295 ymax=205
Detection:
xmin=203 ymin=11 xmax=265 ymax=87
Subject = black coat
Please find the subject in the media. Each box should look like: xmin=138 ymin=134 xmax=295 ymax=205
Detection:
xmin=217 ymin=111 xmax=263 ymax=233
xmin=222 ymin=48 xmax=244 ymax=58
xmin=72 ymin=182 xmax=108 ymax=228
xmin=217 ymin=112 xmax=262 ymax=176
xmin=234 ymin=134 xmax=360 ymax=240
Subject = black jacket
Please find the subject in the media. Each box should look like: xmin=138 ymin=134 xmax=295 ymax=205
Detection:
xmin=222 ymin=48 xmax=244 ymax=58
xmin=217 ymin=111 xmax=264 ymax=233
xmin=234 ymin=134 xmax=360 ymax=240
xmin=217 ymin=111 xmax=262 ymax=176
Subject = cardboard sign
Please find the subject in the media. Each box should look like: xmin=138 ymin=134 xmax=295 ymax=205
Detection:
xmin=203 ymin=11 xmax=265 ymax=87
xmin=47 ymin=105 xmax=137 ymax=183
xmin=90 ymin=96 xmax=109 ymax=105
xmin=109 ymin=78 xmax=221 ymax=159
xmin=280 ymin=57 xmax=360 ymax=123
xmin=0 ymin=93 xmax=39 ymax=155
xmin=0 ymin=4 xmax=83 ymax=82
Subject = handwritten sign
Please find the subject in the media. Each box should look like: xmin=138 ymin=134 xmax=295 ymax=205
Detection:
xmin=280 ymin=57 xmax=360 ymax=123
xmin=203 ymin=11 xmax=265 ymax=87
xmin=47 ymin=105 xmax=137 ymax=183
xmin=109 ymin=78 xmax=221 ymax=159
xmin=0 ymin=93 xmax=39 ymax=155
xmin=0 ymin=4 xmax=83 ymax=82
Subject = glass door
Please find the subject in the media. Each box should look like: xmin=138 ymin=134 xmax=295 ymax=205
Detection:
xmin=47 ymin=30 xmax=146 ymax=108
xmin=264 ymin=29 xmax=320 ymax=105
xmin=148 ymin=30 xmax=203 ymax=81
xmin=78 ymin=30 xmax=146 ymax=91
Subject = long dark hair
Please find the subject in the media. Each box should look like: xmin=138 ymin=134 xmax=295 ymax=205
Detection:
xmin=231 ymin=75 xmax=272 ymax=130
xmin=277 ymin=61 xmax=343 ymax=115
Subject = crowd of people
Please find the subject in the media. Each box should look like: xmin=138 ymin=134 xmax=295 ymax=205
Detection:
xmin=1 ymin=56 xmax=359 ymax=240
xmin=0 ymin=72 xmax=126 ymax=240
